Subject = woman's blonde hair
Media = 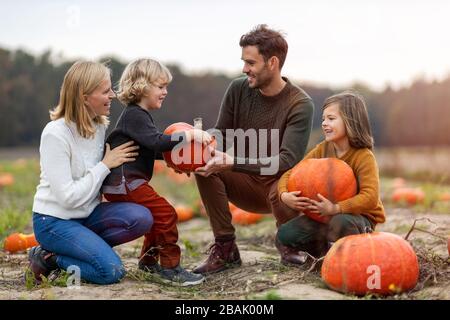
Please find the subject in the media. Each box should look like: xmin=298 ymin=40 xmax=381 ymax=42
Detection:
xmin=50 ymin=61 xmax=110 ymax=139
xmin=323 ymin=91 xmax=374 ymax=149
xmin=116 ymin=58 xmax=172 ymax=105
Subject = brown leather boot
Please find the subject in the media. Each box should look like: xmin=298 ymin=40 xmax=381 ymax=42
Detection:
xmin=275 ymin=237 xmax=308 ymax=266
xmin=193 ymin=239 xmax=242 ymax=274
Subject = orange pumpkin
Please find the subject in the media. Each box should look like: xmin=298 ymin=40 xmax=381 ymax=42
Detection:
xmin=229 ymin=203 xmax=264 ymax=225
xmin=287 ymin=158 xmax=357 ymax=224
xmin=438 ymin=192 xmax=450 ymax=202
xmin=0 ymin=173 xmax=14 ymax=187
xmin=175 ymin=206 xmax=194 ymax=222
xmin=321 ymin=232 xmax=419 ymax=296
xmin=163 ymin=122 xmax=215 ymax=173
xmin=391 ymin=187 xmax=425 ymax=205
xmin=4 ymin=233 xmax=39 ymax=253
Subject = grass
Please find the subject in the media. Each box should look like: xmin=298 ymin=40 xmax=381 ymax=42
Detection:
xmin=0 ymin=206 xmax=33 ymax=239
xmin=0 ymin=159 xmax=39 ymax=240
xmin=181 ymin=239 xmax=201 ymax=258
xmin=24 ymin=268 xmax=72 ymax=290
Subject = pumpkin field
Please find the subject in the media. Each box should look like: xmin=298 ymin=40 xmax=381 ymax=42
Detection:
xmin=0 ymin=147 xmax=449 ymax=300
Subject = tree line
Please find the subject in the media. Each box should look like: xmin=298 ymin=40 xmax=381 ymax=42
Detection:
xmin=0 ymin=47 xmax=449 ymax=148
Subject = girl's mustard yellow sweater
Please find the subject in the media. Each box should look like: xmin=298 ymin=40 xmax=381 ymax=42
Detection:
xmin=278 ymin=141 xmax=386 ymax=225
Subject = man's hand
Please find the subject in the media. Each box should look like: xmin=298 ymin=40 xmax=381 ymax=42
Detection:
xmin=308 ymin=193 xmax=341 ymax=216
xmin=194 ymin=148 xmax=233 ymax=177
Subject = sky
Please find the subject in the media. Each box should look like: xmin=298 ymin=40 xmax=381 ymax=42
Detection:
xmin=1 ymin=0 xmax=449 ymax=91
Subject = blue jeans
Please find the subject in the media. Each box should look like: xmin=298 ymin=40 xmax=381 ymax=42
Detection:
xmin=32 ymin=202 xmax=153 ymax=285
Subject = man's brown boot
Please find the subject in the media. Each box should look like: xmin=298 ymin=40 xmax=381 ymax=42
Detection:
xmin=193 ymin=239 xmax=242 ymax=274
xmin=275 ymin=237 xmax=308 ymax=266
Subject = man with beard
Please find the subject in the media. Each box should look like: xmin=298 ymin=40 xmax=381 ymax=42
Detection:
xmin=193 ymin=24 xmax=315 ymax=274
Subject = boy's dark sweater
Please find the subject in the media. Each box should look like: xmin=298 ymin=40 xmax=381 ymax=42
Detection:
xmin=102 ymin=104 xmax=184 ymax=194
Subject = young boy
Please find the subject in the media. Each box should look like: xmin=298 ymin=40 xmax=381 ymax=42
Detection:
xmin=102 ymin=58 xmax=210 ymax=286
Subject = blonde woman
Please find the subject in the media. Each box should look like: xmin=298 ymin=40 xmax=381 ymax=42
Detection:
xmin=28 ymin=61 xmax=153 ymax=285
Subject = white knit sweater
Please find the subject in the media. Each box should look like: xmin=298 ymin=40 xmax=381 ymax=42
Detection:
xmin=32 ymin=118 xmax=111 ymax=220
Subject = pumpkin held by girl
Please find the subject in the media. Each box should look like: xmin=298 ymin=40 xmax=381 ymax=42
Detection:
xmin=287 ymin=158 xmax=357 ymax=223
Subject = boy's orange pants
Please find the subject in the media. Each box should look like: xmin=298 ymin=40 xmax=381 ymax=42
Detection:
xmin=104 ymin=183 xmax=180 ymax=268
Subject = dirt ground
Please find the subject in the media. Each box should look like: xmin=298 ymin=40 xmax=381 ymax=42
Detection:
xmin=0 ymin=208 xmax=448 ymax=300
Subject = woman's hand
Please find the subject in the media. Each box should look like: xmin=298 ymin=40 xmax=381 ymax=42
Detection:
xmin=308 ymin=193 xmax=341 ymax=216
xmin=102 ymin=141 xmax=139 ymax=169
xmin=186 ymin=129 xmax=213 ymax=146
xmin=280 ymin=191 xmax=311 ymax=211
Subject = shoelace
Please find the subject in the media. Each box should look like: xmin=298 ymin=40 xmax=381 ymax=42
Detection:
xmin=206 ymin=242 xmax=226 ymax=260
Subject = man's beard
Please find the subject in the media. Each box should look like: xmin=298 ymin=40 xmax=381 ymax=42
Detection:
xmin=252 ymin=72 xmax=272 ymax=90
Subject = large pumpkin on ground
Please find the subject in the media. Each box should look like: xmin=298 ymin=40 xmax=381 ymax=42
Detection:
xmin=287 ymin=158 xmax=357 ymax=223
xmin=321 ymin=232 xmax=419 ymax=296
xmin=163 ymin=122 xmax=215 ymax=173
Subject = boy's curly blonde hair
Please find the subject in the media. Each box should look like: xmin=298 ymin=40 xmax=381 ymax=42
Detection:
xmin=116 ymin=58 xmax=172 ymax=105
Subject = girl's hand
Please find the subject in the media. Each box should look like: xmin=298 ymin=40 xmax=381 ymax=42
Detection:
xmin=280 ymin=191 xmax=312 ymax=211
xmin=308 ymin=193 xmax=341 ymax=216
xmin=102 ymin=141 xmax=139 ymax=169
xmin=186 ymin=129 xmax=213 ymax=146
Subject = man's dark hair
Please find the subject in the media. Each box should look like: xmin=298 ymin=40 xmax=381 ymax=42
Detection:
xmin=239 ymin=24 xmax=288 ymax=69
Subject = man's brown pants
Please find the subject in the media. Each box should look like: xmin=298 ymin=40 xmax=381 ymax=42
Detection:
xmin=195 ymin=171 xmax=298 ymax=241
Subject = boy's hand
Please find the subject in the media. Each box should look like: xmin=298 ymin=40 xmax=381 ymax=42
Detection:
xmin=186 ymin=129 xmax=213 ymax=146
xmin=280 ymin=191 xmax=311 ymax=211
xmin=308 ymin=193 xmax=341 ymax=216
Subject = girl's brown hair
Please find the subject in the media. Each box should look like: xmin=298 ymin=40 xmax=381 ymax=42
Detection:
xmin=323 ymin=91 xmax=374 ymax=149
xmin=50 ymin=61 xmax=110 ymax=138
